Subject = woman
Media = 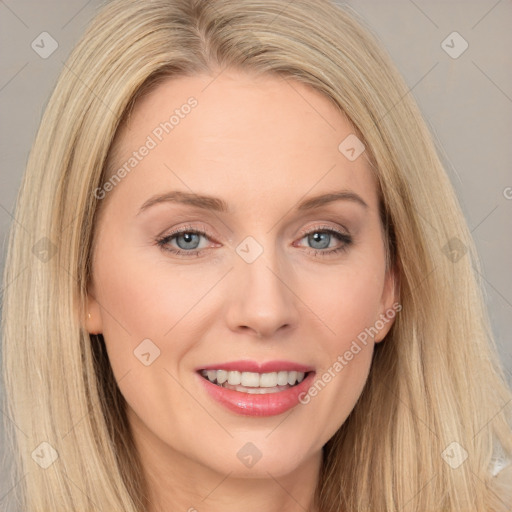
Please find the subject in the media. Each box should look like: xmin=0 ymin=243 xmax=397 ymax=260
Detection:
xmin=2 ymin=0 xmax=511 ymax=511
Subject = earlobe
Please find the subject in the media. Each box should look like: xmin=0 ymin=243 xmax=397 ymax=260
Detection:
xmin=374 ymin=265 xmax=400 ymax=343
xmin=84 ymin=292 xmax=103 ymax=334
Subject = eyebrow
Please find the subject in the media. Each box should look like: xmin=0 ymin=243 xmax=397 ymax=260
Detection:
xmin=137 ymin=189 xmax=369 ymax=215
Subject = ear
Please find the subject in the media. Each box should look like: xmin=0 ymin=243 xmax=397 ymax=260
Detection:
xmin=374 ymin=264 xmax=400 ymax=343
xmin=84 ymin=287 xmax=103 ymax=335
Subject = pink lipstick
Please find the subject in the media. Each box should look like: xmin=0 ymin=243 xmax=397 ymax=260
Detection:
xmin=196 ymin=360 xmax=316 ymax=417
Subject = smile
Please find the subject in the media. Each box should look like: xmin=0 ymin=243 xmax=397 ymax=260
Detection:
xmin=196 ymin=361 xmax=316 ymax=416
xmin=199 ymin=369 xmax=309 ymax=394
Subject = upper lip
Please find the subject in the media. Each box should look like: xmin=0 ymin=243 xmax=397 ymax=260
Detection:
xmin=197 ymin=360 xmax=315 ymax=373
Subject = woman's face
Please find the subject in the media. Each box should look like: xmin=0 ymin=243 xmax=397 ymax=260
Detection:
xmin=87 ymin=69 xmax=396 ymax=481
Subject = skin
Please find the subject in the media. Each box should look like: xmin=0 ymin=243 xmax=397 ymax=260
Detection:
xmin=86 ymin=69 xmax=397 ymax=512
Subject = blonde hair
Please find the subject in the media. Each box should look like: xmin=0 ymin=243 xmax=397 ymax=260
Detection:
xmin=2 ymin=0 xmax=511 ymax=510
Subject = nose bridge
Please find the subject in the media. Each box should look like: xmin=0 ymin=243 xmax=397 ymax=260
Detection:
xmin=226 ymin=235 xmax=299 ymax=338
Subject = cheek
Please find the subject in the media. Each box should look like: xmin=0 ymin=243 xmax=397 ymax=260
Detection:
xmin=93 ymin=234 xmax=199 ymax=338
xmin=297 ymin=290 xmax=377 ymax=447
xmin=303 ymin=346 xmax=373 ymax=447
xmin=91 ymin=236 xmax=178 ymax=376
xmin=92 ymin=236 xmax=226 ymax=419
xmin=304 ymin=260 xmax=386 ymax=346
xmin=293 ymin=257 xmax=385 ymax=433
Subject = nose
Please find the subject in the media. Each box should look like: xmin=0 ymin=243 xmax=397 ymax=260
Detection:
xmin=225 ymin=246 xmax=300 ymax=339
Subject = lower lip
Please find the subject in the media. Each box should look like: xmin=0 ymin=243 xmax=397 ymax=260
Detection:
xmin=197 ymin=371 xmax=316 ymax=417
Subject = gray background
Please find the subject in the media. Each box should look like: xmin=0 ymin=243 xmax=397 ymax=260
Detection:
xmin=1 ymin=0 xmax=511 ymax=508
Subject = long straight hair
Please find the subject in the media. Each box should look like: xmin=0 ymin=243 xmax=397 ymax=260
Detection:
xmin=2 ymin=0 xmax=511 ymax=510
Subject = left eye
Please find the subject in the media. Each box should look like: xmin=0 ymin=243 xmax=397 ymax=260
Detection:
xmin=155 ymin=226 xmax=352 ymax=257
xmin=299 ymin=231 xmax=344 ymax=250
xmin=294 ymin=227 xmax=353 ymax=257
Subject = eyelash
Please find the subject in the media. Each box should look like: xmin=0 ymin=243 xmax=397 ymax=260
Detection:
xmin=155 ymin=223 xmax=353 ymax=259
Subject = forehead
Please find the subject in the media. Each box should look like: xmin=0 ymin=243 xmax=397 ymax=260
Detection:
xmin=106 ymin=70 xmax=379 ymax=214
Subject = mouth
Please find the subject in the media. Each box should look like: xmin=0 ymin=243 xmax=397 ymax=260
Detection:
xmin=198 ymin=369 xmax=312 ymax=394
xmin=196 ymin=363 xmax=317 ymax=417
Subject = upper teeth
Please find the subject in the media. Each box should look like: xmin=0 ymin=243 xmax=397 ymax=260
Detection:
xmin=200 ymin=369 xmax=306 ymax=387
